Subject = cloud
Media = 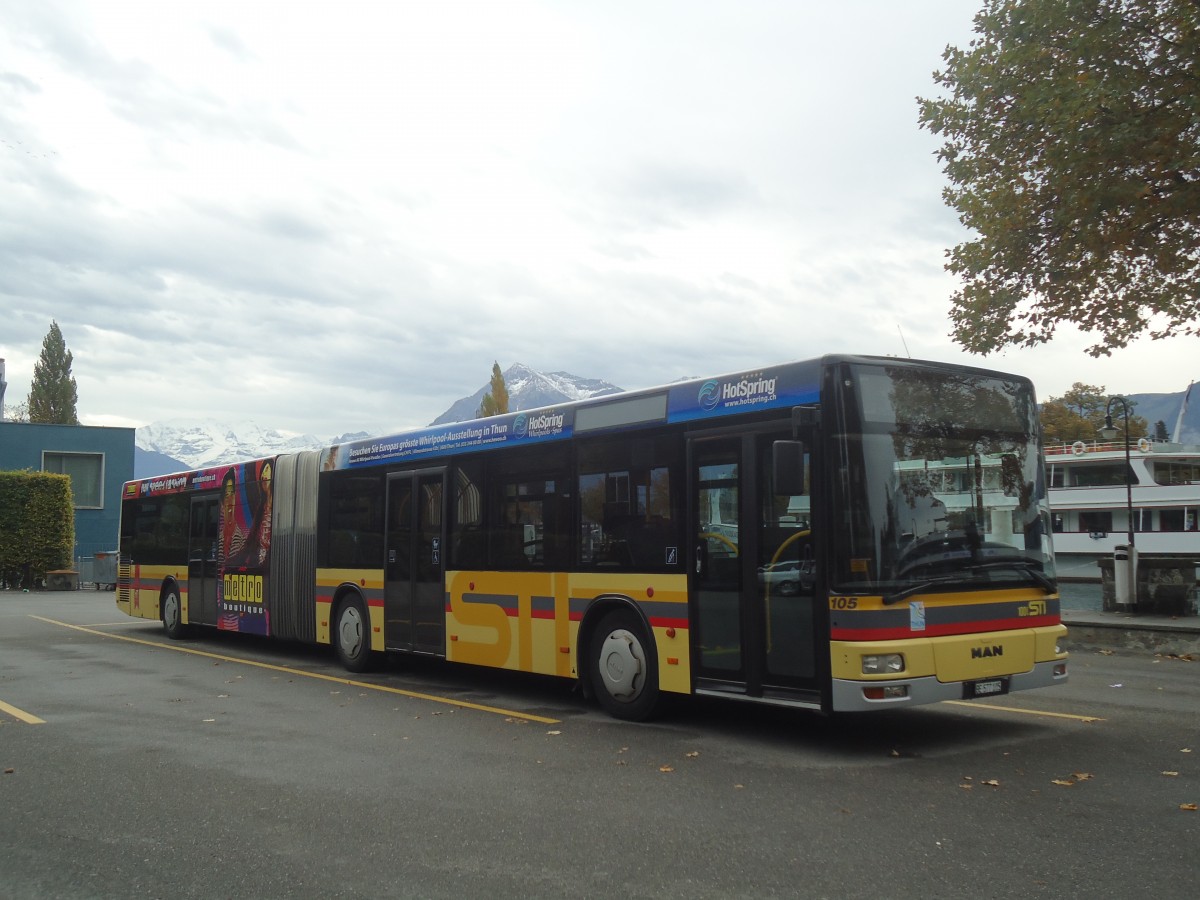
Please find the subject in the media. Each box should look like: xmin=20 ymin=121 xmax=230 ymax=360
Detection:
xmin=2 ymin=1 xmax=1197 ymax=438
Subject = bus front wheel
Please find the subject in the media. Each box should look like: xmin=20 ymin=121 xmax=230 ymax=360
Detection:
xmin=333 ymin=595 xmax=375 ymax=673
xmin=588 ymin=609 xmax=661 ymax=721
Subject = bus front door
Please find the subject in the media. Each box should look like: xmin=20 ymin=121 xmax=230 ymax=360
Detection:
xmin=689 ymin=432 xmax=819 ymax=706
xmin=385 ymin=469 xmax=447 ymax=655
xmin=187 ymin=496 xmax=220 ymax=627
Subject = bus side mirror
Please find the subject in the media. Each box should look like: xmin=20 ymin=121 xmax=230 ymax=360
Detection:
xmin=773 ymin=441 xmax=807 ymax=496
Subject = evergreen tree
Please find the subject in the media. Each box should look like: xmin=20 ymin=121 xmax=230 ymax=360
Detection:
xmin=27 ymin=321 xmax=79 ymax=425
xmin=478 ymin=362 xmax=510 ymax=417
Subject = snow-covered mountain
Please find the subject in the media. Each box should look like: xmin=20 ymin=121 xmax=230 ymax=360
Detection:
xmin=132 ymin=365 xmax=622 ymax=479
xmin=134 ymin=421 xmax=368 ymax=478
xmin=430 ymin=363 xmax=623 ymax=425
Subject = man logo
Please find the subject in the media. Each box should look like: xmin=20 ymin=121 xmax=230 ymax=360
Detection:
xmin=972 ymin=645 xmax=1003 ymax=659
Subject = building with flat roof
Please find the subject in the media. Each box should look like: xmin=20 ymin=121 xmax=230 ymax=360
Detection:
xmin=0 ymin=421 xmax=135 ymax=561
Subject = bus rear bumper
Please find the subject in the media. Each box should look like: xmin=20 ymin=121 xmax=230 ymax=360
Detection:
xmin=830 ymin=659 xmax=1068 ymax=712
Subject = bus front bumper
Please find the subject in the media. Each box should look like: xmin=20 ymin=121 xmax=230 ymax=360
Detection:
xmin=830 ymin=658 xmax=1068 ymax=712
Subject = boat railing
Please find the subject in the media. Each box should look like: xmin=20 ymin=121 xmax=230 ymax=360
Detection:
xmin=1046 ymin=439 xmax=1152 ymax=457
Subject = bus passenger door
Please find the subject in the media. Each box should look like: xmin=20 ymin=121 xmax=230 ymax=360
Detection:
xmin=385 ymin=469 xmax=446 ymax=655
xmin=187 ymin=496 xmax=219 ymax=626
xmin=689 ymin=432 xmax=819 ymax=704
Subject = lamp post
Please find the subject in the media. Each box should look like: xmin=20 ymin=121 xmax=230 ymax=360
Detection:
xmin=1099 ymin=397 xmax=1135 ymax=546
xmin=1099 ymin=396 xmax=1136 ymax=608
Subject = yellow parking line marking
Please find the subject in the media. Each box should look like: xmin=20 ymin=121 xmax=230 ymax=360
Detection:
xmin=0 ymin=698 xmax=46 ymax=725
xmin=944 ymin=700 xmax=1104 ymax=723
xmin=30 ymin=616 xmax=561 ymax=724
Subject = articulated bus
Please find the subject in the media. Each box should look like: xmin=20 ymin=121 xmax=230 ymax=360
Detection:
xmin=117 ymin=355 xmax=1067 ymax=719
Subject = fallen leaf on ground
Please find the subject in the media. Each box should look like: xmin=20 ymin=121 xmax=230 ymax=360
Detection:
xmin=546 ymin=730 xmax=561 ymax=735
xmin=981 ymin=779 xmax=1001 ymax=787
xmin=1180 ymin=803 xmax=1198 ymax=811
xmin=686 ymin=751 xmax=700 ymax=758
xmin=659 ymin=765 xmax=674 ymax=773
xmin=1163 ymin=771 xmax=1180 ymax=777
xmin=1052 ymin=779 xmax=1075 ymax=787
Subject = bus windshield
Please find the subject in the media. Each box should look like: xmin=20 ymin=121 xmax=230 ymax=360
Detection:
xmin=831 ymin=362 xmax=1054 ymax=596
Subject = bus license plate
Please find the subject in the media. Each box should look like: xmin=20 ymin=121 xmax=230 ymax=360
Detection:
xmin=966 ymin=678 xmax=1008 ymax=698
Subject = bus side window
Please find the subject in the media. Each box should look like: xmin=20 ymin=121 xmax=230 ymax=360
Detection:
xmin=484 ymin=447 xmax=570 ymax=570
xmin=578 ymin=436 xmax=680 ymax=572
xmin=451 ymin=460 xmax=486 ymax=569
xmin=324 ymin=472 xmax=385 ymax=568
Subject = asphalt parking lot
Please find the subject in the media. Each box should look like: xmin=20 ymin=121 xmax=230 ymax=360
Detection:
xmin=2 ymin=591 xmax=1197 ymax=899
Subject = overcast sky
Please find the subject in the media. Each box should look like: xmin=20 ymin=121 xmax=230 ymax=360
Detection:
xmin=2 ymin=1 xmax=1196 ymax=438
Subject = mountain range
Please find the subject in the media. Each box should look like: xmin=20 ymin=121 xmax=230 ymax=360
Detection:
xmin=133 ymin=364 xmax=622 ymax=478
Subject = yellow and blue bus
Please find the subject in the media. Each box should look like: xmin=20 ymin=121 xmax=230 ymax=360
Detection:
xmin=117 ymin=355 xmax=1067 ymax=719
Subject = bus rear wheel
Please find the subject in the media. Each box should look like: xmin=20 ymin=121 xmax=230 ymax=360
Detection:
xmin=588 ymin=609 xmax=661 ymax=721
xmin=333 ymin=595 xmax=375 ymax=673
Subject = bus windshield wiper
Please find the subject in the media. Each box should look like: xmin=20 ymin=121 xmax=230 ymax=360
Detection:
xmin=966 ymin=559 xmax=1056 ymax=593
xmin=882 ymin=575 xmax=963 ymax=606
xmin=882 ymin=560 xmax=1054 ymax=606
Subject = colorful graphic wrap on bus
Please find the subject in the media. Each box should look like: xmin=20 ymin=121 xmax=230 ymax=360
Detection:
xmin=217 ymin=458 xmax=274 ymax=635
xmin=126 ymin=459 xmax=275 ymax=636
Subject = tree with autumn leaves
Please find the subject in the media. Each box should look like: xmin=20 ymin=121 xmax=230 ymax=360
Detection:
xmin=919 ymin=0 xmax=1199 ymax=358
xmin=1040 ymin=382 xmax=1148 ymax=445
xmin=477 ymin=362 xmax=510 ymax=418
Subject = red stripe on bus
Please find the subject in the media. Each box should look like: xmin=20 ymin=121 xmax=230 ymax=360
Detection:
xmin=831 ymin=615 xmax=1060 ymax=642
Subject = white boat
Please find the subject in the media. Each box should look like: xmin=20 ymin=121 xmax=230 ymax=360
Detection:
xmin=1046 ymin=439 xmax=1200 ymax=578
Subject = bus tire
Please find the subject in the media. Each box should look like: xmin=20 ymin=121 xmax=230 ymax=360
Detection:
xmin=588 ymin=609 xmax=662 ymax=721
xmin=162 ymin=586 xmax=190 ymax=640
xmin=333 ymin=595 xmax=375 ymax=673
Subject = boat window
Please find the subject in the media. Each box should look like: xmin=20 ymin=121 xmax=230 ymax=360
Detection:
xmin=1153 ymin=462 xmax=1200 ymax=486
xmin=1069 ymin=462 xmax=1133 ymax=487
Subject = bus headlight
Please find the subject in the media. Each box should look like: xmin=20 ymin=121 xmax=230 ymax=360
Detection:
xmin=862 ymin=653 xmax=905 ymax=675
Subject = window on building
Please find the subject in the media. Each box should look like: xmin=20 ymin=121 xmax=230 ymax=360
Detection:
xmin=43 ymin=451 xmax=103 ymax=508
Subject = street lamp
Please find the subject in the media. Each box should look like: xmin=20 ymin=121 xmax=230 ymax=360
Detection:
xmin=1098 ymin=396 xmax=1135 ymax=547
xmin=1099 ymin=396 xmax=1136 ymax=609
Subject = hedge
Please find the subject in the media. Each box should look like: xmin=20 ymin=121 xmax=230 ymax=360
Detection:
xmin=0 ymin=470 xmax=75 ymax=588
